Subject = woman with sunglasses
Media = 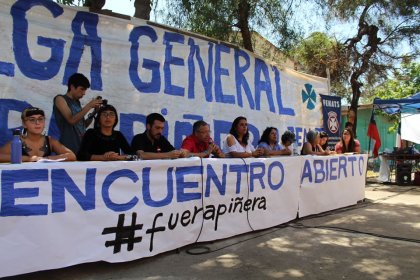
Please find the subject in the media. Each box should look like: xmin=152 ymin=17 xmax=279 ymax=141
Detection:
xmin=0 ymin=107 xmax=76 ymax=162
xmin=77 ymin=104 xmax=135 ymax=161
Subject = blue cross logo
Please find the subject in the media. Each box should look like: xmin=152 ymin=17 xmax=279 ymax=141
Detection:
xmin=301 ymin=83 xmax=317 ymax=110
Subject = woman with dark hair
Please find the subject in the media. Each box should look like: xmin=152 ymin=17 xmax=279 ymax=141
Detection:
xmin=301 ymin=130 xmax=330 ymax=155
xmin=77 ymin=104 xmax=135 ymax=161
xmin=318 ymin=131 xmax=329 ymax=151
xmin=257 ymin=127 xmax=291 ymax=156
xmin=0 ymin=107 xmax=76 ymax=162
xmin=335 ymin=128 xmax=361 ymax=154
xmin=222 ymin=116 xmax=264 ymax=158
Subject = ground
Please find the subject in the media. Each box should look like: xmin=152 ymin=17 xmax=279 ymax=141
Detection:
xmin=3 ymin=180 xmax=420 ymax=280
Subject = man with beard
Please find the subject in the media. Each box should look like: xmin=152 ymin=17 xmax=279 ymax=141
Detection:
xmin=131 ymin=113 xmax=186 ymax=160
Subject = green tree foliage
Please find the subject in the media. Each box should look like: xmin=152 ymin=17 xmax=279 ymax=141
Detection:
xmin=373 ymin=62 xmax=420 ymax=101
xmin=316 ymin=0 xmax=419 ymax=131
xmin=163 ymin=0 xmax=302 ymax=52
xmin=373 ymin=62 xmax=420 ymax=132
xmin=291 ymin=32 xmax=351 ymax=98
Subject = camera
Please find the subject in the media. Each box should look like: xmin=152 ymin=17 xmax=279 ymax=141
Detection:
xmin=96 ymin=96 xmax=108 ymax=106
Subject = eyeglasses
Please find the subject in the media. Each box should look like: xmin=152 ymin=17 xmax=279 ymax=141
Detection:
xmin=101 ymin=112 xmax=116 ymax=118
xmin=25 ymin=117 xmax=45 ymax=124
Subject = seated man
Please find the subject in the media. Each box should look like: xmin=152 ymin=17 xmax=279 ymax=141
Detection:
xmin=181 ymin=120 xmax=225 ymax=158
xmin=131 ymin=113 xmax=186 ymax=160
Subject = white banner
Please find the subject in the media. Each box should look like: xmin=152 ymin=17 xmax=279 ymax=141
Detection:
xmin=0 ymin=156 xmax=367 ymax=277
xmin=298 ymin=154 xmax=367 ymax=217
xmin=198 ymin=157 xmax=302 ymax=241
xmin=0 ymin=159 xmax=205 ymax=275
xmin=247 ymin=156 xmax=302 ymax=231
xmin=401 ymin=112 xmax=420 ymax=144
xmin=0 ymin=0 xmax=328 ymax=150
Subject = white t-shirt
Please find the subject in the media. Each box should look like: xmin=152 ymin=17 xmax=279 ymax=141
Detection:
xmin=223 ymin=134 xmax=255 ymax=156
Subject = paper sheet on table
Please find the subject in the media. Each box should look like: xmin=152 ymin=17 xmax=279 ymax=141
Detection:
xmin=37 ymin=158 xmax=66 ymax=163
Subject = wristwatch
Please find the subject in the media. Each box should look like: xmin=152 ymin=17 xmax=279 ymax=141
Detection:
xmin=125 ymin=155 xmax=138 ymax=161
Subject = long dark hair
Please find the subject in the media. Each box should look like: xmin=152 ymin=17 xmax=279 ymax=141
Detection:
xmin=319 ymin=131 xmax=329 ymax=150
xmin=230 ymin=116 xmax=249 ymax=145
xmin=341 ymin=128 xmax=356 ymax=153
xmin=258 ymin=127 xmax=277 ymax=144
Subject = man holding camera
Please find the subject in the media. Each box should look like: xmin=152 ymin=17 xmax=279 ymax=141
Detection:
xmin=53 ymin=73 xmax=103 ymax=154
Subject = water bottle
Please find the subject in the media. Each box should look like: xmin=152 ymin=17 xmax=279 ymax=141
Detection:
xmin=11 ymin=129 xmax=22 ymax=164
xmin=292 ymin=143 xmax=300 ymax=156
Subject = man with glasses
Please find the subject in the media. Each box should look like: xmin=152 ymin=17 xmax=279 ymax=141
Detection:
xmin=77 ymin=104 xmax=135 ymax=161
xmin=53 ymin=73 xmax=102 ymax=154
xmin=181 ymin=120 xmax=225 ymax=158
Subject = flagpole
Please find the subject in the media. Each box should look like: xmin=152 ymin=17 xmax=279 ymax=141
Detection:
xmin=368 ymin=105 xmax=374 ymax=157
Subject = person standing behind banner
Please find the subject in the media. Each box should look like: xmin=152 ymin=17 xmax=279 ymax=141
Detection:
xmin=131 ymin=113 xmax=187 ymax=160
xmin=77 ymin=104 xmax=136 ymax=161
xmin=257 ymin=127 xmax=291 ymax=156
xmin=345 ymin=121 xmax=355 ymax=136
xmin=0 ymin=107 xmax=76 ymax=162
xmin=301 ymin=130 xmax=330 ymax=155
xmin=53 ymin=73 xmax=103 ymax=154
xmin=181 ymin=120 xmax=225 ymax=158
xmin=335 ymin=128 xmax=361 ymax=154
xmin=223 ymin=116 xmax=264 ymax=158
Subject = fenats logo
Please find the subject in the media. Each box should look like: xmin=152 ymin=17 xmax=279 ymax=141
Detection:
xmin=301 ymin=83 xmax=317 ymax=110
xmin=327 ymin=111 xmax=339 ymax=133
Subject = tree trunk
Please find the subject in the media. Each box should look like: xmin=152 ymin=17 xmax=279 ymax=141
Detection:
xmin=345 ymin=4 xmax=381 ymax=136
xmin=85 ymin=0 xmax=105 ymax=12
xmin=134 ymin=0 xmax=151 ymax=20
xmin=237 ymin=0 xmax=253 ymax=52
xmin=349 ymin=73 xmax=362 ymax=137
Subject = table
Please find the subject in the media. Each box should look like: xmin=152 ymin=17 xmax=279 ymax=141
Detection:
xmin=380 ymin=153 xmax=420 ymax=184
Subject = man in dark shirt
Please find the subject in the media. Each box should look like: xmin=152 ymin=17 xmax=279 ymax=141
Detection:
xmin=131 ymin=113 xmax=186 ymax=160
xmin=181 ymin=120 xmax=224 ymax=158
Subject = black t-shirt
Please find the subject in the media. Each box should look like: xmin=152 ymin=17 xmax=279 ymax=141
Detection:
xmin=131 ymin=131 xmax=175 ymax=153
xmin=77 ymin=129 xmax=134 ymax=161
